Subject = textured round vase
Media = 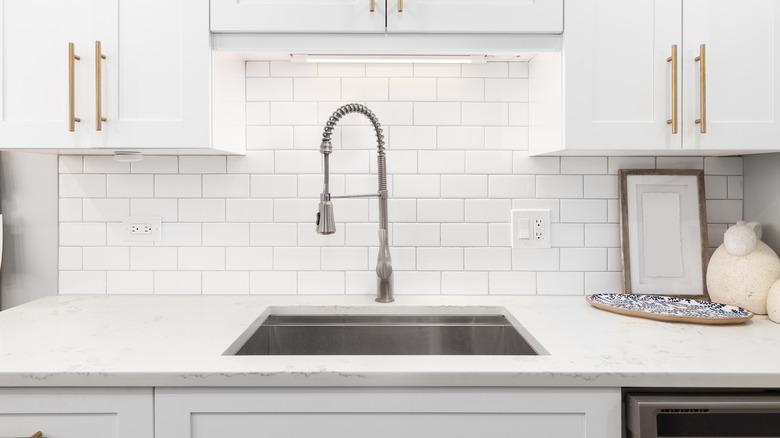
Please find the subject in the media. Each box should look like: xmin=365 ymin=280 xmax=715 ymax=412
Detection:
xmin=767 ymin=279 xmax=780 ymax=323
xmin=707 ymin=241 xmax=780 ymax=315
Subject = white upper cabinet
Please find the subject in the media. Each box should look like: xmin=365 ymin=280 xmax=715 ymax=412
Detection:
xmin=682 ymin=0 xmax=780 ymax=151
xmin=386 ymin=0 xmax=563 ymax=34
xmin=530 ymin=0 xmax=780 ymax=155
xmin=211 ymin=0 xmax=562 ymax=34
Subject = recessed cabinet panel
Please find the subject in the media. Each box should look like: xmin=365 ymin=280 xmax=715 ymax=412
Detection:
xmin=561 ymin=0 xmax=682 ymax=151
xmin=386 ymin=0 xmax=563 ymax=34
xmin=683 ymin=0 xmax=780 ymax=150
xmin=210 ymin=0 xmax=386 ymax=33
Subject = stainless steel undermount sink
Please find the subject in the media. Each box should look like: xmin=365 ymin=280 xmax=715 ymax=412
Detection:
xmin=227 ymin=313 xmax=539 ymax=356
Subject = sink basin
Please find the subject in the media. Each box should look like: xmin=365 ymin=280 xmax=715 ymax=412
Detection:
xmin=229 ymin=314 xmax=539 ymax=356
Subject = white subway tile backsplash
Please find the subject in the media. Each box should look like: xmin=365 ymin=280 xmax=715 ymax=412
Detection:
xmin=59 ymin=62 xmax=741 ymax=297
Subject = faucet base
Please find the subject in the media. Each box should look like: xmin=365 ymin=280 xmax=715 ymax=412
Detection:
xmin=375 ymin=276 xmax=394 ymax=303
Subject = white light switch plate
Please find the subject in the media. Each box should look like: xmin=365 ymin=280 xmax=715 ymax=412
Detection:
xmin=511 ymin=209 xmax=551 ymax=249
xmin=122 ymin=217 xmax=162 ymax=242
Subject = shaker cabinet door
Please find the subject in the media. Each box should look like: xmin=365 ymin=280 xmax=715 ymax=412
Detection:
xmin=682 ymin=0 xmax=780 ymax=151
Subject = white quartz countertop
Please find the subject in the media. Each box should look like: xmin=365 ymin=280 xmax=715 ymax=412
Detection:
xmin=0 ymin=294 xmax=778 ymax=388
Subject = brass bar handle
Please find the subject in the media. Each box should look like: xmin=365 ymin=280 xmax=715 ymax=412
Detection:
xmin=398 ymin=0 xmax=403 ymax=12
xmin=369 ymin=0 xmax=375 ymax=12
xmin=68 ymin=42 xmax=81 ymax=132
xmin=694 ymin=43 xmax=707 ymax=133
xmin=31 ymin=432 xmax=43 ymax=438
xmin=95 ymin=40 xmax=107 ymax=131
xmin=666 ymin=44 xmax=678 ymax=134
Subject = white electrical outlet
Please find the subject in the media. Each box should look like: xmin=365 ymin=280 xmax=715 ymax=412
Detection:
xmin=511 ymin=209 xmax=551 ymax=249
xmin=123 ymin=217 xmax=162 ymax=242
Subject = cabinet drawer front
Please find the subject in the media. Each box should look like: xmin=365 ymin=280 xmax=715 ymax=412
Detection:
xmin=0 ymin=413 xmax=116 ymax=438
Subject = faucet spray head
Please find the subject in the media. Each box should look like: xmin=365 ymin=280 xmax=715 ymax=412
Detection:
xmin=316 ymin=193 xmax=336 ymax=235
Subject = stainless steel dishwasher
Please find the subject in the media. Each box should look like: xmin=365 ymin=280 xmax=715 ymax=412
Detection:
xmin=626 ymin=392 xmax=780 ymax=437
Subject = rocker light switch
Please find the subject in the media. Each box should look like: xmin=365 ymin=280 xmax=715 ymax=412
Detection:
xmin=516 ymin=218 xmax=531 ymax=239
xmin=511 ymin=209 xmax=551 ymax=249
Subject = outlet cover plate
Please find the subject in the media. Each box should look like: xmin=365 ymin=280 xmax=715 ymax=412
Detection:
xmin=122 ymin=217 xmax=162 ymax=242
xmin=511 ymin=209 xmax=551 ymax=249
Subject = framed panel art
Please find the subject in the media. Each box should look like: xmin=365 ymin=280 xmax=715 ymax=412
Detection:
xmin=618 ymin=169 xmax=709 ymax=299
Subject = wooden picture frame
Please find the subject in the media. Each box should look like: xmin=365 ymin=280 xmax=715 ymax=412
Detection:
xmin=618 ymin=169 xmax=709 ymax=299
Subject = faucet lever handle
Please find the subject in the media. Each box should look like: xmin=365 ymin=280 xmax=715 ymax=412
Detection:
xmin=376 ymin=230 xmax=393 ymax=280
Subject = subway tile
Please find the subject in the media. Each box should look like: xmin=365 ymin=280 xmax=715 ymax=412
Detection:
xmin=60 ymin=174 xmax=106 ymax=198
xmin=585 ymin=272 xmax=624 ymax=294
xmin=512 ymin=248 xmax=559 ymax=271
xmin=704 ymin=157 xmax=742 ymax=175
xmin=60 ymin=199 xmax=82 ymax=222
xmin=607 ymin=156 xmax=655 ymax=174
xmin=513 ymin=152 xmax=559 ymax=174
xmin=274 ymin=247 xmax=320 ymax=270
xmin=247 ymin=126 xmax=294 ymax=150
xmin=226 ymin=199 xmax=273 ymax=223
xmin=489 ymin=272 xmax=536 ymax=295
xmin=414 ymin=64 xmax=461 ymax=77
xmin=250 ymin=272 xmax=297 ymax=295
xmin=561 ymin=157 xmax=607 ymax=174
xmin=328 ymin=199 xmax=369 ymax=223
xmin=275 ymin=151 xmax=321 ymax=174
xmin=417 ymin=199 xmax=464 ymax=222
xmin=82 ymin=199 xmax=129 ymax=222
xmin=584 ymin=224 xmax=621 ymax=247
xmin=465 ymin=247 xmax=511 ymax=270
xmin=437 ymin=127 xmax=484 ymax=149
xmin=369 ymin=199 xmax=417 ymax=223
xmin=154 ymin=272 xmax=201 ymax=294
xmin=246 ymin=61 xmax=269 ymax=77
xmin=537 ymin=272 xmax=584 ymax=295
xmin=107 ymin=175 xmax=154 ymax=198
xmin=393 ymin=175 xmax=440 ymax=198
xmin=488 ymin=175 xmax=535 ymax=198
xmin=418 ymin=151 xmax=465 ymax=174
xmin=60 ymin=223 xmax=106 ymax=246
xmin=246 ymin=78 xmax=293 ymax=101
xmin=227 ymin=152 xmax=274 ymax=174
xmin=130 ymin=247 xmax=177 ymax=270
xmin=484 ymin=127 xmax=528 ymax=150
xmin=345 ymin=271 xmax=378 ymax=295
xmin=390 ymin=78 xmax=436 ymax=101
xmin=298 ymin=272 xmax=345 ymax=294
xmin=394 ymin=272 xmax=440 ymax=294
xmin=274 ymin=199 xmax=317 ymax=223
xmin=179 ymin=199 xmax=226 ymax=222
xmin=462 ymin=103 xmax=508 ymax=126
xmin=329 ymin=150 xmax=370 ymax=174
xmin=203 ymin=272 xmax=250 ymax=294
xmin=389 ymin=126 xmax=437 ymax=149
xmin=485 ymin=78 xmax=528 ymax=102
xmin=442 ymin=272 xmax=489 ymax=295
xmin=508 ymin=103 xmax=529 ymax=126
xmin=560 ymin=248 xmax=607 ymax=271
xmin=203 ymin=175 xmax=250 ymax=198
xmin=294 ymin=78 xmax=340 ymax=101
xmin=271 ymin=102 xmax=318 ymax=125
xmin=393 ymin=223 xmax=440 ymax=246
xmin=508 ymin=62 xmax=529 ymax=78
xmin=441 ymin=175 xmax=488 ymax=198
xmin=512 ymin=199 xmax=560 ymax=222
xmin=59 ymin=155 xmax=83 ymax=173
xmin=369 ymin=102 xmax=414 ymax=125
xmin=417 ymin=247 xmax=464 ymax=271
xmin=250 ymin=223 xmax=297 ymax=246
xmin=59 ymin=247 xmax=82 ymax=270
xmin=441 ymin=223 xmax=488 ymax=247
xmin=728 ymin=176 xmax=744 ymax=199
xmin=179 ymin=156 xmax=226 ymax=174
xmin=656 ymin=157 xmax=703 ymax=169
xmin=414 ymin=102 xmax=461 ymax=125
xmin=465 ymin=151 xmax=513 ymax=174
xmin=488 ymin=222 xmax=511 ymax=247
xmin=341 ymin=125 xmax=378 ymax=150
xmin=584 ymin=175 xmax=618 ymax=199
xmin=607 ymin=199 xmax=620 ymax=223
xmin=105 ymin=223 xmax=153 ymax=247
xmin=130 ymin=199 xmax=177 ymax=222
xmin=321 ymin=247 xmax=368 ymax=270
xmin=708 ymin=224 xmax=728 ymax=248
xmin=178 ymin=247 xmax=225 ymax=271
xmin=270 ymin=61 xmax=318 ymax=77
xmin=131 ymin=156 xmax=178 ymax=174
xmin=706 ymin=200 xmax=743 ymax=223
xmin=82 ymin=247 xmax=129 ymax=270
xmin=203 ymin=223 xmax=250 ymax=246
xmin=462 ymin=62 xmax=508 ymax=78
xmin=342 ymin=78 xmax=388 ymax=101
xmin=107 ymin=271 xmax=153 ymax=294
xmin=560 ymin=199 xmax=608 ymax=223
xmin=370 ymin=150 xmax=418 ymax=174
xmin=251 ymin=175 xmax=298 ymax=198
xmin=551 ymin=224 xmax=585 ymax=247
xmin=246 ymin=102 xmax=271 ymax=125
xmin=84 ymin=156 xmax=129 ymax=173
xmin=437 ymin=78 xmax=484 ymax=102
xmin=366 ymin=63 xmax=413 ymax=77
xmin=704 ymin=175 xmax=728 ymax=200
xmin=608 ymin=248 xmax=623 ymax=271
xmin=536 ymin=175 xmax=582 ymax=198
xmin=157 ymin=223 xmax=202 ymax=247
xmin=318 ymin=63 xmax=365 ymax=77
xmin=465 ymin=199 xmax=511 ymax=222
xmin=370 ymin=247 xmax=416 ymax=271
xmin=155 ymin=175 xmax=201 ymax=198
xmin=60 ymin=271 xmax=106 ymax=294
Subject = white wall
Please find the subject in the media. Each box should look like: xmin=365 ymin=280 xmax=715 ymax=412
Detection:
xmin=744 ymin=153 xmax=780 ymax=252
xmin=1 ymin=151 xmax=59 ymax=309
xmin=57 ymin=61 xmax=744 ymax=296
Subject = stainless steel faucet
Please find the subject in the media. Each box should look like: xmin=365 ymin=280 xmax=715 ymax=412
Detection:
xmin=316 ymin=104 xmax=393 ymax=303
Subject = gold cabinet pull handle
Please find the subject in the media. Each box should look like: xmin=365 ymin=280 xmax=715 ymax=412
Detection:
xmin=369 ymin=0 xmax=375 ymax=12
xmin=30 ymin=432 xmax=43 ymax=438
xmin=694 ymin=43 xmax=707 ymax=133
xmin=95 ymin=40 xmax=107 ymax=131
xmin=666 ymin=44 xmax=678 ymax=134
xmin=68 ymin=42 xmax=81 ymax=132
xmin=398 ymin=0 xmax=403 ymax=12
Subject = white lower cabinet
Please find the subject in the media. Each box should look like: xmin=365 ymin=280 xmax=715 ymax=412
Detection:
xmin=155 ymin=387 xmax=622 ymax=438
xmin=0 ymin=388 xmax=153 ymax=438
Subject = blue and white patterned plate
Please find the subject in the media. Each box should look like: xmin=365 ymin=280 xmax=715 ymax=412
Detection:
xmin=586 ymin=293 xmax=754 ymax=325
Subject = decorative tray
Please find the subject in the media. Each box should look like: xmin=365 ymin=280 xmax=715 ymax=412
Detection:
xmin=585 ymin=293 xmax=754 ymax=325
